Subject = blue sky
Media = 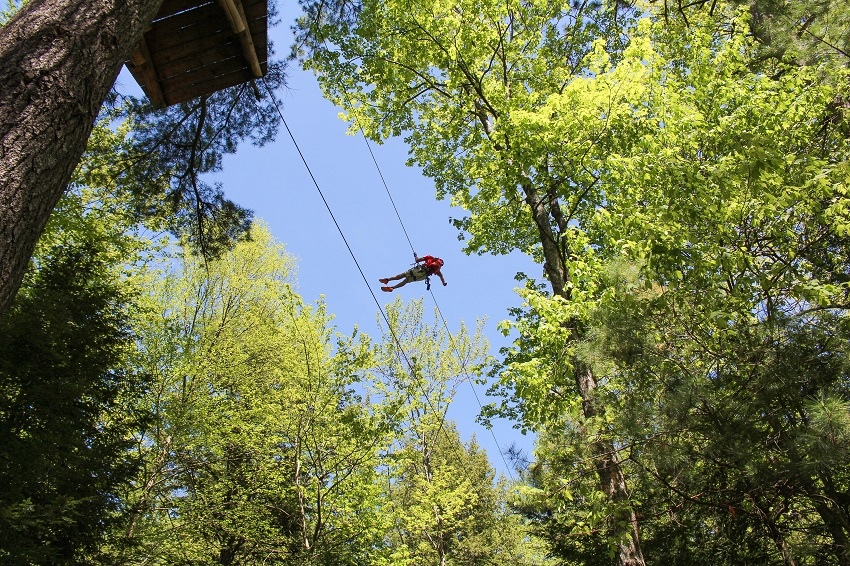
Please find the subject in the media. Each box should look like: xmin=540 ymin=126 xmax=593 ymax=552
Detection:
xmin=118 ymin=2 xmax=539 ymax=477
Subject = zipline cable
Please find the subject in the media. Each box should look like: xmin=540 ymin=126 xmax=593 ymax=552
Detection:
xmin=361 ymin=137 xmax=417 ymax=258
xmin=260 ymin=77 xmax=413 ymax=373
xmin=262 ymin=76 xmax=516 ymax=481
xmin=427 ymin=287 xmax=514 ymax=475
xmin=337 ymin=94 xmax=517 ymax=481
xmin=262 ymin=77 xmax=495 ymax=490
xmin=260 ymin=78 xmax=473 ymax=456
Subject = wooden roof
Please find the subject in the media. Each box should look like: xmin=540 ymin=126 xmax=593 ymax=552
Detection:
xmin=125 ymin=0 xmax=268 ymax=107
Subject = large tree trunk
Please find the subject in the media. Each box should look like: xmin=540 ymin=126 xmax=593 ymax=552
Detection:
xmin=522 ymin=182 xmax=645 ymax=566
xmin=0 ymin=0 xmax=164 ymax=316
xmin=576 ymin=362 xmax=645 ymax=566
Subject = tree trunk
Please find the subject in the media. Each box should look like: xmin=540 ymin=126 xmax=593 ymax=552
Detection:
xmin=812 ymin=495 xmax=850 ymax=565
xmin=0 ymin=0 xmax=164 ymax=316
xmin=522 ymin=183 xmax=567 ymax=297
xmin=521 ymin=182 xmax=645 ymax=566
xmin=576 ymin=362 xmax=645 ymax=566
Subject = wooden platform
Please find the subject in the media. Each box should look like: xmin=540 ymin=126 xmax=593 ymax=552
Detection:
xmin=125 ymin=0 xmax=268 ymax=107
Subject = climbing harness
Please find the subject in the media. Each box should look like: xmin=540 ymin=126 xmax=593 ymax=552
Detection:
xmin=408 ymin=252 xmax=432 ymax=290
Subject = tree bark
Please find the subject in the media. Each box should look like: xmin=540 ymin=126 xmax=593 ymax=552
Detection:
xmin=0 ymin=0 xmax=164 ymax=316
xmin=520 ymin=180 xmax=645 ymax=566
xmin=521 ymin=181 xmax=567 ymax=297
xmin=576 ymin=362 xmax=645 ymax=566
xmin=812 ymin=493 xmax=850 ymax=564
xmin=477 ymin=88 xmax=644 ymax=564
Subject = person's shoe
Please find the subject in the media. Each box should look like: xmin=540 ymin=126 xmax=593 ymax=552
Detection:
xmin=381 ymin=286 xmax=393 ymax=292
xmin=379 ymin=278 xmax=389 ymax=284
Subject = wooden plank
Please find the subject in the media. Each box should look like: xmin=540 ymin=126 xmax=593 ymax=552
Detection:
xmin=243 ymin=0 xmax=267 ymax=26
xmin=130 ymin=47 xmax=146 ymax=67
xmin=245 ymin=7 xmax=267 ymax=64
xmin=153 ymin=39 xmax=241 ymax=80
xmin=127 ymin=36 xmax=167 ymax=107
xmin=148 ymin=14 xmax=266 ymax=77
xmin=124 ymin=0 xmax=268 ymax=106
xmin=145 ymin=3 xmax=228 ymax=51
xmin=154 ymin=0 xmax=214 ymax=20
xmin=236 ymin=0 xmax=262 ymax=76
xmin=217 ymin=0 xmax=245 ymax=33
xmin=154 ymin=0 xmax=263 ymax=29
xmin=159 ymin=53 xmax=247 ymax=93
xmin=218 ymin=0 xmax=261 ymax=77
xmin=146 ymin=0 xmax=265 ymax=57
xmin=149 ymin=27 xmax=233 ymax=65
xmin=162 ymin=67 xmax=255 ymax=105
xmin=242 ymin=0 xmax=267 ymax=64
xmin=154 ymin=0 xmax=222 ymax=33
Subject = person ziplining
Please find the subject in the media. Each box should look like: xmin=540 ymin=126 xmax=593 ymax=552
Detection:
xmin=380 ymin=254 xmax=446 ymax=292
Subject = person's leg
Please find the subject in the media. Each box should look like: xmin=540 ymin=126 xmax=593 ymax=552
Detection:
xmin=380 ymin=272 xmax=406 ymax=284
xmin=382 ymin=272 xmax=412 ymax=292
xmin=381 ymin=279 xmax=408 ymax=292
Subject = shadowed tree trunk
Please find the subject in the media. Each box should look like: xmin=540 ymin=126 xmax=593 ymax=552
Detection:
xmin=0 ymin=0 xmax=164 ymax=316
xmin=524 ymin=181 xmax=645 ymax=566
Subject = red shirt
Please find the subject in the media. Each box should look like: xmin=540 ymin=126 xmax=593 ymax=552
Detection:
xmin=422 ymin=255 xmax=443 ymax=275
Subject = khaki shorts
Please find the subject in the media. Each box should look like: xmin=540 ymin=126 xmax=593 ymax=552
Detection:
xmin=404 ymin=265 xmax=429 ymax=282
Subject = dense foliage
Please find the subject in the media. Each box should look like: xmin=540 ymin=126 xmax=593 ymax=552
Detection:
xmin=0 ymin=120 xmax=155 ymax=564
xmin=3 ymin=0 xmax=850 ymax=563
xmin=295 ymin=0 xmax=850 ymax=563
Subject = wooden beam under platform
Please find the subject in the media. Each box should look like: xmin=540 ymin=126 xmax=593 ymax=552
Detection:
xmin=125 ymin=0 xmax=267 ymax=107
xmin=228 ymin=0 xmax=263 ymax=78
xmin=129 ymin=34 xmax=167 ymax=108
